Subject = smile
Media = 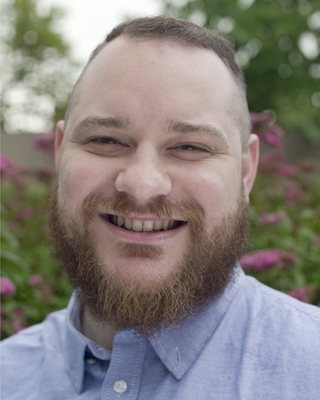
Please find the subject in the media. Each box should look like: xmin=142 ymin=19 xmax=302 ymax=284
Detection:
xmin=102 ymin=214 xmax=186 ymax=232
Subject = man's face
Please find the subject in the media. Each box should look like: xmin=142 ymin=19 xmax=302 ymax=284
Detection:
xmin=53 ymin=37 xmax=258 ymax=333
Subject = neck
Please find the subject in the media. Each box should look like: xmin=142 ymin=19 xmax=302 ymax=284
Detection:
xmin=81 ymin=306 xmax=117 ymax=351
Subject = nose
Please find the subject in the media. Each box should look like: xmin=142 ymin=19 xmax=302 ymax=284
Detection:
xmin=114 ymin=148 xmax=172 ymax=204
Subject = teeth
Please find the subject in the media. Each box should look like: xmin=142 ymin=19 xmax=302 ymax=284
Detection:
xmin=143 ymin=221 xmax=154 ymax=232
xmin=153 ymin=220 xmax=162 ymax=231
xmin=117 ymin=216 xmax=124 ymax=227
xmin=113 ymin=216 xmax=179 ymax=232
xmin=132 ymin=220 xmax=143 ymax=232
xmin=161 ymin=220 xmax=169 ymax=230
xmin=124 ymin=219 xmax=132 ymax=230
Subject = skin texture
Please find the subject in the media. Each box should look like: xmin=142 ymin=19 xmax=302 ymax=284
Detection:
xmin=54 ymin=37 xmax=259 ymax=349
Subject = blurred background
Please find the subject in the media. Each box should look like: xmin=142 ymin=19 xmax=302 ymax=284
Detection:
xmin=1 ymin=0 xmax=319 ymax=337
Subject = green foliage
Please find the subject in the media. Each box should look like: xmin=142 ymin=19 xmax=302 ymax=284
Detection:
xmin=163 ymin=0 xmax=320 ymax=143
xmin=1 ymin=0 xmax=79 ymax=133
xmin=248 ymin=157 xmax=320 ymax=302
xmin=1 ymin=168 xmax=71 ymax=337
xmin=9 ymin=0 xmax=69 ymax=62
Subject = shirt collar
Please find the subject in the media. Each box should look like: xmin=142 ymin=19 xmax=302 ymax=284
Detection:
xmin=63 ymin=267 xmax=245 ymax=391
xmin=149 ymin=266 xmax=245 ymax=380
xmin=64 ymin=291 xmax=111 ymax=394
xmin=64 ymin=292 xmax=87 ymax=394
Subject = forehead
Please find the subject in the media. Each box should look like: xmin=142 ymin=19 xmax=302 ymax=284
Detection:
xmin=80 ymin=36 xmax=235 ymax=96
xmin=67 ymin=37 xmax=241 ymax=146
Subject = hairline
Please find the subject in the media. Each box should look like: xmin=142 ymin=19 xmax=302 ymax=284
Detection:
xmin=65 ymin=24 xmax=251 ymax=147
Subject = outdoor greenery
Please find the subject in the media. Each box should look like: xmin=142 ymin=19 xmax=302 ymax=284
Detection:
xmin=1 ymin=0 xmax=319 ymax=338
xmin=1 ymin=116 xmax=319 ymax=338
xmin=0 ymin=0 xmax=79 ymax=133
xmin=163 ymin=0 xmax=320 ymax=144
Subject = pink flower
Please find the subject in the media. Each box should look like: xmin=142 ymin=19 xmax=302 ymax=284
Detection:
xmin=0 ymin=277 xmax=16 ymax=296
xmin=0 ymin=156 xmax=28 ymax=180
xmin=259 ymin=153 xmax=283 ymax=171
xmin=262 ymin=128 xmax=283 ymax=149
xmin=241 ymin=249 xmax=298 ymax=271
xmin=40 ymin=285 xmax=54 ymax=301
xmin=260 ymin=212 xmax=286 ymax=225
xmin=11 ymin=308 xmax=27 ymax=333
xmin=36 ymin=167 xmax=54 ymax=180
xmin=280 ymin=251 xmax=299 ymax=264
xmin=27 ymin=274 xmax=44 ymax=287
xmin=33 ymin=132 xmax=54 ymax=153
xmin=286 ymin=187 xmax=309 ymax=204
xmin=276 ymin=164 xmax=297 ymax=177
xmin=287 ymin=287 xmax=313 ymax=302
xmin=250 ymin=112 xmax=272 ymax=125
xmin=0 ymin=155 xmax=13 ymax=174
xmin=250 ymin=112 xmax=284 ymax=150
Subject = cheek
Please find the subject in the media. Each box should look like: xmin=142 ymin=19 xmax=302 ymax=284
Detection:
xmin=180 ymin=163 xmax=241 ymax=217
xmin=57 ymin=154 xmax=115 ymax=215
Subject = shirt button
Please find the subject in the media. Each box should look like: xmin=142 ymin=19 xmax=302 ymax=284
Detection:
xmin=113 ymin=380 xmax=128 ymax=394
xmin=86 ymin=358 xmax=96 ymax=365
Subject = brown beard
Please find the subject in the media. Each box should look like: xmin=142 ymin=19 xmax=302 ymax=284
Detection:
xmin=49 ymin=188 xmax=249 ymax=336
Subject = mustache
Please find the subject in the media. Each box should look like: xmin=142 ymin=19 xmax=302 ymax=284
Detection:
xmin=81 ymin=192 xmax=205 ymax=230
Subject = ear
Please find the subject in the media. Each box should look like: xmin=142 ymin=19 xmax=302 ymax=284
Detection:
xmin=242 ymin=134 xmax=259 ymax=202
xmin=55 ymin=120 xmax=65 ymax=172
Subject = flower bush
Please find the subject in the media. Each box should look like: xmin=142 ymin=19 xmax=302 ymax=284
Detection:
xmin=242 ymin=112 xmax=320 ymax=305
xmin=1 ymin=116 xmax=319 ymax=338
xmin=1 ymin=144 xmax=71 ymax=338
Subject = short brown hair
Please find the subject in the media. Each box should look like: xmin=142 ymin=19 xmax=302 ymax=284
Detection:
xmin=66 ymin=16 xmax=250 ymax=141
xmin=92 ymin=16 xmax=245 ymax=90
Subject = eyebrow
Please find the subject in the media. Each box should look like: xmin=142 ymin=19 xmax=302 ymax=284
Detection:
xmin=72 ymin=116 xmax=130 ymax=139
xmin=168 ymin=120 xmax=230 ymax=148
xmin=72 ymin=116 xmax=230 ymax=149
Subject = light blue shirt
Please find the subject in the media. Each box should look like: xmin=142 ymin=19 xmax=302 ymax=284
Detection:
xmin=1 ymin=268 xmax=320 ymax=399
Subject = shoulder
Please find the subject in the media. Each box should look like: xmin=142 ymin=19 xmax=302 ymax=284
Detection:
xmin=212 ymin=275 xmax=320 ymax=396
xmin=1 ymin=322 xmax=43 ymax=358
xmin=243 ymin=275 xmax=320 ymax=324
xmin=1 ymin=308 xmax=67 ymax=396
xmin=236 ymin=275 xmax=320 ymax=359
xmin=1 ymin=308 xmax=67 ymax=355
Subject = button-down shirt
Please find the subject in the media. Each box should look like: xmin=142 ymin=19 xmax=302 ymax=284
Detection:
xmin=1 ymin=268 xmax=320 ymax=399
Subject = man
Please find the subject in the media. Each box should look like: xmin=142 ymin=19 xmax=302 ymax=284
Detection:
xmin=1 ymin=16 xmax=319 ymax=400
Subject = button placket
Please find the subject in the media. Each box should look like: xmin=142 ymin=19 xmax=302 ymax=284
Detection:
xmin=102 ymin=332 xmax=147 ymax=399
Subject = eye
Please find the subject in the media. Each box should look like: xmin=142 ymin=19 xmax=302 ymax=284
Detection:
xmin=171 ymin=144 xmax=209 ymax=152
xmin=88 ymin=136 xmax=123 ymax=145
xmin=166 ymin=143 xmax=214 ymax=161
xmin=83 ymin=136 xmax=131 ymax=157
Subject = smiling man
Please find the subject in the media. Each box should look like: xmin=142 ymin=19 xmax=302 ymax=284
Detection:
xmin=2 ymin=16 xmax=320 ymax=400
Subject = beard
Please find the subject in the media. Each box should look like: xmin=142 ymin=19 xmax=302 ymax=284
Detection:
xmin=49 ymin=187 xmax=249 ymax=336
